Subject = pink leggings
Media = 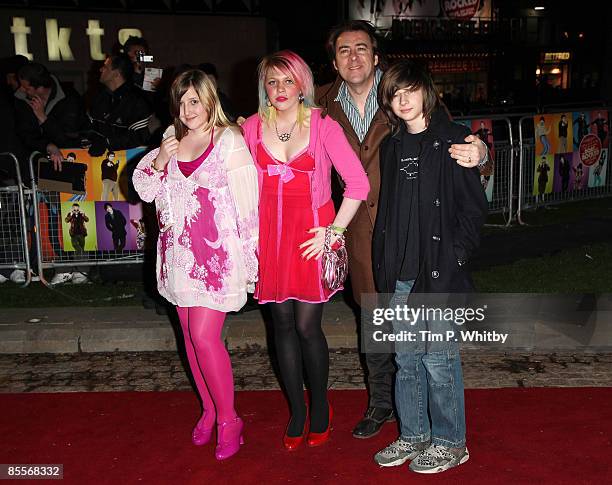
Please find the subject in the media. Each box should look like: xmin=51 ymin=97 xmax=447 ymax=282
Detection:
xmin=176 ymin=306 xmax=236 ymax=425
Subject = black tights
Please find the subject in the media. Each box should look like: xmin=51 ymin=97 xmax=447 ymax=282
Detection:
xmin=270 ymin=300 xmax=330 ymax=436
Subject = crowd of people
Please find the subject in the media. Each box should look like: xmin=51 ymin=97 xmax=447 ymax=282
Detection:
xmin=0 ymin=36 xmax=234 ymax=285
xmin=1 ymin=21 xmax=491 ymax=475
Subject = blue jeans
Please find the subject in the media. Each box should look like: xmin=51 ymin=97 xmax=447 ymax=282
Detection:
xmin=391 ymin=280 xmax=466 ymax=448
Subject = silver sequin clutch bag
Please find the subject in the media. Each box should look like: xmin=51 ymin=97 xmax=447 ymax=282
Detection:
xmin=321 ymin=226 xmax=348 ymax=291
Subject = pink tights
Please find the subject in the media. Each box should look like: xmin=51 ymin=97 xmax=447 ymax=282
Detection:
xmin=176 ymin=306 xmax=236 ymax=426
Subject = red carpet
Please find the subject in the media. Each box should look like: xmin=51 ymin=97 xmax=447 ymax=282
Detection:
xmin=2 ymin=388 xmax=611 ymax=484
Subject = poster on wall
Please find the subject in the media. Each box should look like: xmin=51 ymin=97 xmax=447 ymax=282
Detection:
xmin=553 ymin=152 xmax=574 ymax=193
xmin=570 ymin=151 xmax=589 ymax=191
xmin=589 ymin=111 xmax=609 ymax=147
xmin=532 ymin=113 xmax=573 ymax=155
xmin=588 ymin=149 xmax=608 ymax=188
xmin=52 ymin=146 xmax=148 ymax=252
xmin=471 ymin=118 xmax=494 ymax=202
xmin=554 ymin=113 xmax=573 ymax=154
xmin=60 ymin=201 xmax=98 ymax=252
xmin=58 ymin=147 xmax=147 ymax=202
xmin=534 ymin=114 xmax=555 ymax=157
xmin=533 ymin=154 xmax=554 ymax=196
xmin=128 ymin=203 xmax=147 ymax=251
xmin=348 ymin=0 xmax=492 ymax=29
xmin=533 ymin=111 xmax=608 ymax=194
xmin=95 ymin=201 xmax=130 ymax=252
xmin=456 ymin=118 xmax=494 ymax=201
xmin=572 ymin=112 xmax=590 ymax=150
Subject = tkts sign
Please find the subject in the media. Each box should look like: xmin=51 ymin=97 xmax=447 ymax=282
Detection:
xmin=442 ymin=0 xmax=481 ymax=20
xmin=8 ymin=16 xmax=142 ymax=61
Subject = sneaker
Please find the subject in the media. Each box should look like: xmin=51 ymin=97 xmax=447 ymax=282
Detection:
xmin=9 ymin=269 xmax=26 ymax=284
xmin=374 ymin=438 xmax=429 ymax=467
xmin=409 ymin=444 xmax=469 ymax=474
xmin=0 ymin=274 xmax=8 ymax=284
xmin=71 ymin=272 xmax=89 ymax=284
xmin=50 ymin=272 xmax=73 ymax=286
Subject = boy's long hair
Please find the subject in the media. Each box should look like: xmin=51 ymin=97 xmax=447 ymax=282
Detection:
xmin=378 ymin=60 xmax=440 ymax=133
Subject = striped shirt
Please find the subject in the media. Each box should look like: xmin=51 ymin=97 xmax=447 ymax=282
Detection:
xmin=335 ymin=69 xmax=382 ymax=143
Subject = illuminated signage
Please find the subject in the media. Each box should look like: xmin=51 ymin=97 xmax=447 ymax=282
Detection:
xmin=442 ymin=0 xmax=481 ymax=20
xmin=543 ymin=52 xmax=571 ymax=62
xmin=9 ymin=17 xmax=142 ymax=62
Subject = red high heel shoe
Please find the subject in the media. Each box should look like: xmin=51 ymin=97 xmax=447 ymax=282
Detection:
xmin=283 ymin=410 xmax=309 ymax=451
xmin=307 ymin=403 xmax=333 ymax=447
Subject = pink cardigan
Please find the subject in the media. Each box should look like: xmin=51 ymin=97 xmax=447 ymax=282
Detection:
xmin=242 ymin=108 xmax=369 ymax=209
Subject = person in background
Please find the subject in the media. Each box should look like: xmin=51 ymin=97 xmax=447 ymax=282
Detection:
xmin=0 ymin=56 xmax=29 ymax=284
xmin=122 ymin=36 xmax=150 ymax=89
xmin=198 ymin=63 xmax=237 ymax=122
xmin=0 ymin=55 xmax=29 ymax=179
xmin=14 ymin=62 xmax=85 ymax=168
xmin=13 ymin=62 xmax=88 ymax=285
xmin=87 ymin=54 xmax=152 ymax=156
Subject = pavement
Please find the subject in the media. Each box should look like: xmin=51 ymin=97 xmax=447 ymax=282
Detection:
xmin=2 ymin=349 xmax=611 ymax=393
xmin=1 ymin=300 xmax=611 ymax=393
xmin=0 ymin=302 xmax=359 ymax=353
xmin=1 ymin=298 xmax=611 ymax=354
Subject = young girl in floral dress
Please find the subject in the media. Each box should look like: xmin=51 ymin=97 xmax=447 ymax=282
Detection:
xmin=133 ymin=70 xmax=258 ymax=461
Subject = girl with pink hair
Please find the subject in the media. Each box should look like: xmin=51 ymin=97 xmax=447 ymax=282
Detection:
xmin=242 ymin=51 xmax=369 ymax=450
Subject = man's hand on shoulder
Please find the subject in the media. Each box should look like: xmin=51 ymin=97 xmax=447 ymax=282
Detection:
xmin=449 ymin=135 xmax=488 ymax=168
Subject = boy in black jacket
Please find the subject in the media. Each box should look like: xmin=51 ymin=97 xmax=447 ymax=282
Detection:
xmin=372 ymin=61 xmax=487 ymax=474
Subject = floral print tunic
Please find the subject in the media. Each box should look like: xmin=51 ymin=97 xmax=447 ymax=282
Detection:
xmin=133 ymin=127 xmax=259 ymax=312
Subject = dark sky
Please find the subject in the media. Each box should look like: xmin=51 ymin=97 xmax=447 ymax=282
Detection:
xmin=260 ymin=0 xmax=342 ymax=63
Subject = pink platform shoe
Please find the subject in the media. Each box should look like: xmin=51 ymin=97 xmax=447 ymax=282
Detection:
xmin=192 ymin=413 xmax=214 ymax=446
xmin=215 ymin=416 xmax=244 ymax=460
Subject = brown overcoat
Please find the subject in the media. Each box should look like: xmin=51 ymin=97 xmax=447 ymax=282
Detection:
xmin=316 ymin=77 xmax=391 ymax=304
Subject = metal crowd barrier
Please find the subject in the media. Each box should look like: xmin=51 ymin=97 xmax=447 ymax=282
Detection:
xmin=455 ymin=115 xmax=515 ymax=226
xmin=3 ymin=108 xmax=610 ymax=287
xmin=0 ymin=152 xmax=32 ymax=286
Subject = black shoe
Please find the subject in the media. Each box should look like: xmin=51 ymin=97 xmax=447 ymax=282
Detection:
xmin=352 ymin=407 xmax=395 ymax=439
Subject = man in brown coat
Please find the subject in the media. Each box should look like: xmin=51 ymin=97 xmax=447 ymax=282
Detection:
xmin=316 ymin=20 xmax=488 ymax=439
